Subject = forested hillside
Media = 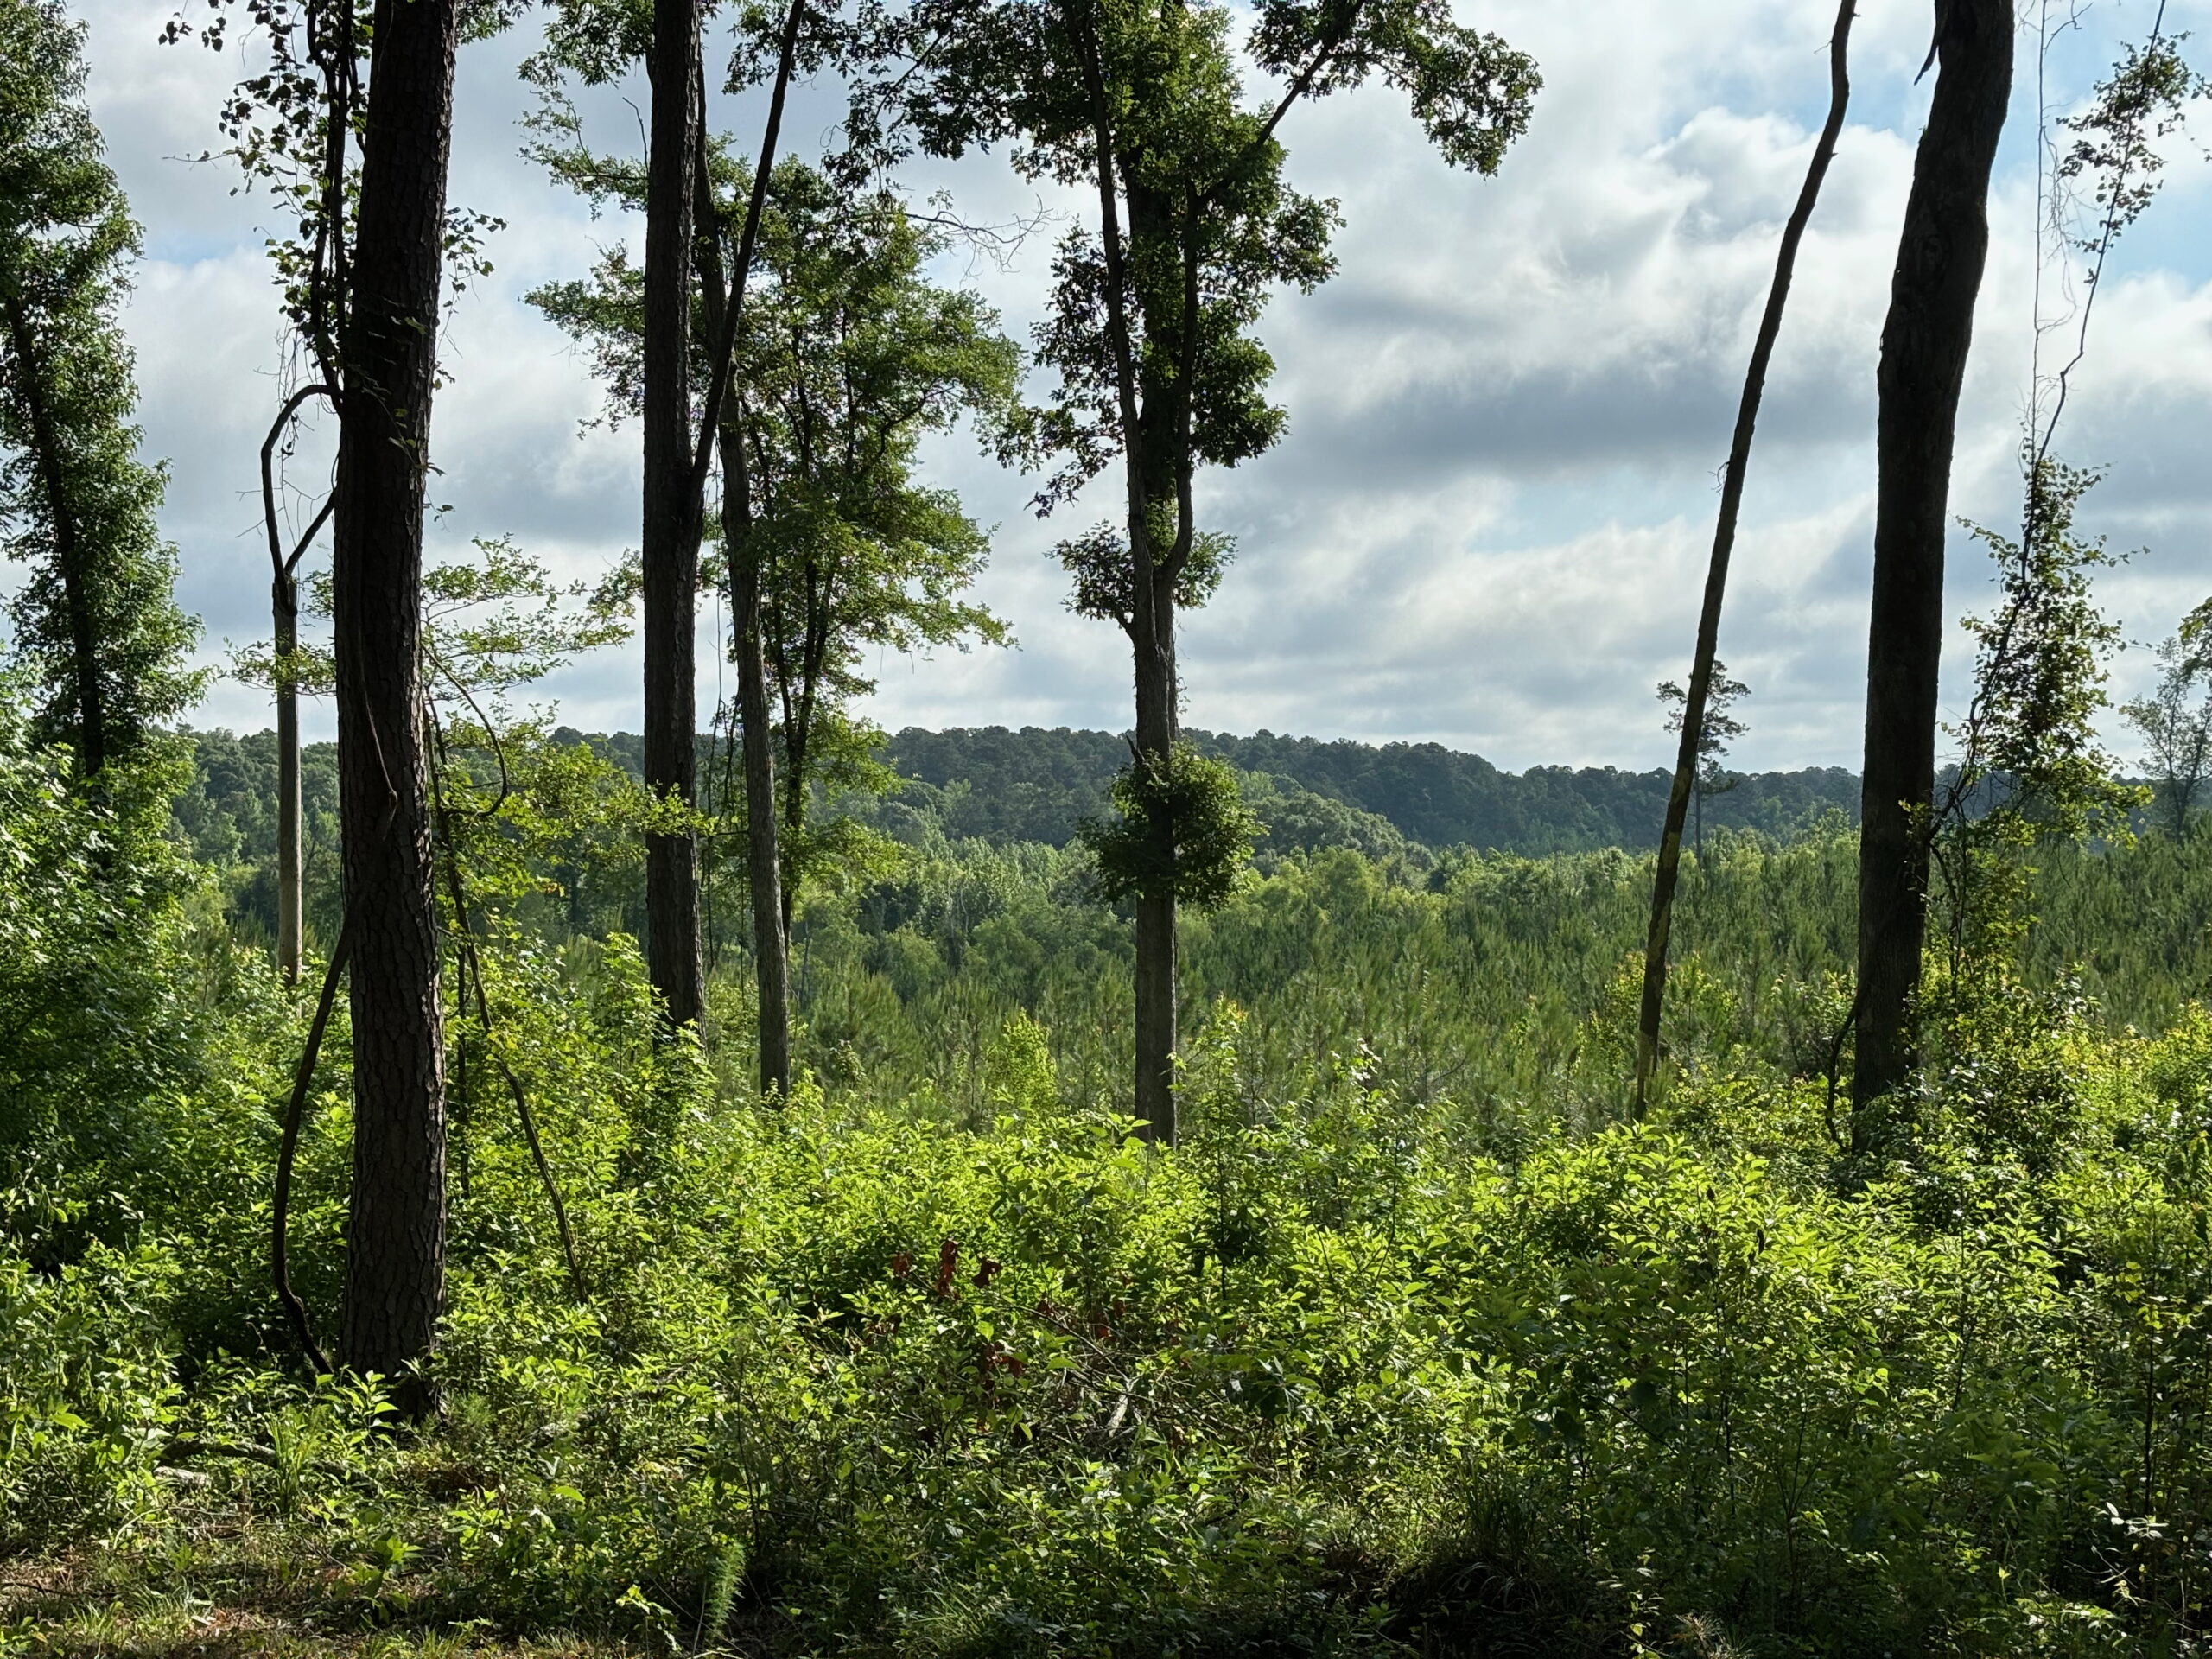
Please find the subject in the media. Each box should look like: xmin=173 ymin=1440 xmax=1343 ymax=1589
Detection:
xmin=881 ymin=725 xmax=1860 ymax=851
xmin=169 ymin=722 xmax=1859 ymax=894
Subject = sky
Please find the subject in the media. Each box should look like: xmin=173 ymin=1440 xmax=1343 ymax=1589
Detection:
xmin=60 ymin=0 xmax=2212 ymax=772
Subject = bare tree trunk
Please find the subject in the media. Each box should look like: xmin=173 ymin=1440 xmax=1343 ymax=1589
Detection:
xmin=1853 ymin=0 xmax=2013 ymax=1128
xmin=330 ymin=0 xmax=460 ymax=1414
xmin=714 ymin=387 xmax=791 ymax=1092
xmin=1633 ymin=0 xmax=1854 ymax=1114
xmin=1130 ymin=566 xmax=1178 ymax=1143
xmin=641 ymin=0 xmax=703 ymax=1029
xmin=732 ymin=528 xmax=791 ymax=1091
xmin=1075 ymin=13 xmax=1180 ymax=1144
xmin=262 ymin=384 xmax=335 ymax=988
xmin=780 ymin=710 xmax=807 ymax=938
xmin=275 ymin=573 xmax=304 ymax=982
xmin=689 ymin=22 xmax=802 ymax=1095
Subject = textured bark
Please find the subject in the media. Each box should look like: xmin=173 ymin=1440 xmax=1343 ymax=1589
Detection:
xmin=330 ymin=0 xmax=459 ymax=1413
xmin=1634 ymin=0 xmax=1854 ymax=1113
xmin=1130 ymin=584 xmax=1178 ymax=1142
xmin=3 ymin=294 xmax=105 ymax=776
xmin=1853 ymin=0 xmax=2013 ymax=1124
xmin=641 ymin=0 xmax=703 ymax=1028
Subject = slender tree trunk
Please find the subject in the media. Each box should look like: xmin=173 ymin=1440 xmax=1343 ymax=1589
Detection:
xmin=779 ymin=719 xmax=805 ymax=941
xmin=3 ymin=294 xmax=105 ymax=776
xmin=262 ymin=384 xmax=335 ymax=988
xmin=732 ymin=525 xmax=791 ymax=1091
xmin=692 ymin=90 xmax=795 ymax=1097
xmin=330 ymin=0 xmax=460 ymax=1414
xmin=723 ymin=410 xmax=791 ymax=1093
xmin=275 ymin=572 xmax=304 ymax=983
xmin=1853 ymin=0 xmax=2013 ymax=1127
xmin=641 ymin=0 xmax=703 ymax=1028
xmin=1130 ymin=565 xmax=1178 ymax=1144
xmin=1075 ymin=16 xmax=1180 ymax=1143
xmin=1633 ymin=0 xmax=1854 ymax=1113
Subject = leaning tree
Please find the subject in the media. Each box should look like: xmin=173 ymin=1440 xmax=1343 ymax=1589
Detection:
xmin=1632 ymin=0 xmax=1853 ymax=1114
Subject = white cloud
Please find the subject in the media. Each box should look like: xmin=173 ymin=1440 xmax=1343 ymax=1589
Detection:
xmin=54 ymin=0 xmax=2212 ymax=773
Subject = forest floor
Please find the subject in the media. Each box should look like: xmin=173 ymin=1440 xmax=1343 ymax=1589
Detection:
xmin=3 ymin=1536 xmax=667 ymax=1659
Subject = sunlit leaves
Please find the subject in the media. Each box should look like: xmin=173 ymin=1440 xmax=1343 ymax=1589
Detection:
xmin=1078 ymin=741 xmax=1259 ymax=908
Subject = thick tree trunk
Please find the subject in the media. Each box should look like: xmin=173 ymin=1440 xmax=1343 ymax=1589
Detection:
xmin=1853 ymin=0 xmax=2012 ymax=1127
xmin=1634 ymin=0 xmax=1853 ymax=1115
xmin=330 ymin=0 xmax=459 ymax=1413
xmin=641 ymin=0 xmax=703 ymax=1029
xmin=275 ymin=572 xmax=303 ymax=984
xmin=3 ymin=295 xmax=105 ymax=776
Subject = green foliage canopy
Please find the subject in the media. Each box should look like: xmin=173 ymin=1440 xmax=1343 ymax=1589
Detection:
xmin=0 ymin=0 xmax=199 ymax=772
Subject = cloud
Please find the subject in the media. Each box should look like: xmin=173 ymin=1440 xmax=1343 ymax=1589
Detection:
xmin=50 ymin=0 xmax=2212 ymax=773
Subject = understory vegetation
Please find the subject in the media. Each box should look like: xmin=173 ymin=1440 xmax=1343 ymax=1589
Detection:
xmin=11 ymin=708 xmax=2212 ymax=1657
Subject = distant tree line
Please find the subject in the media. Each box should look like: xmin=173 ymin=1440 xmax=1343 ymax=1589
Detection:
xmin=173 ymin=722 xmax=1862 ymax=889
xmin=879 ymin=726 xmax=1861 ymax=854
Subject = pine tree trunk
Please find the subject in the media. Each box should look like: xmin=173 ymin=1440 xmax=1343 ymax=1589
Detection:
xmin=641 ymin=0 xmax=703 ymax=1029
xmin=329 ymin=0 xmax=460 ymax=1413
xmin=275 ymin=571 xmax=303 ymax=984
xmin=1853 ymin=0 xmax=2012 ymax=1127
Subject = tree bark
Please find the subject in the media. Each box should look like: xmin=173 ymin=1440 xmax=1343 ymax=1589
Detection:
xmin=641 ymin=0 xmax=704 ymax=1029
xmin=690 ymin=51 xmax=798 ymax=1096
xmin=731 ymin=513 xmax=791 ymax=1091
xmin=262 ymin=389 xmax=334 ymax=986
xmin=262 ymin=385 xmax=334 ymax=986
xmin=1634 ymin=0 xmax=1853 ymax=1115
xmin=1853 ymin=0 xmax=2013 ymax=1126
xmin=275 ymin=572 xmax=304 ymax=983
xmin=1089 ymin=65 xmax=1179 ymax=1146
xmin=329 ymin=0 xmax=460 ymax=1414
xmin=1130 ymin=573 xmax=1178 ymax=1143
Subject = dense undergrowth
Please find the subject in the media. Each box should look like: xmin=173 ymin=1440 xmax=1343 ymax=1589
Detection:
xmin=11 ymin=714 xmax=2212 ymax=1656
